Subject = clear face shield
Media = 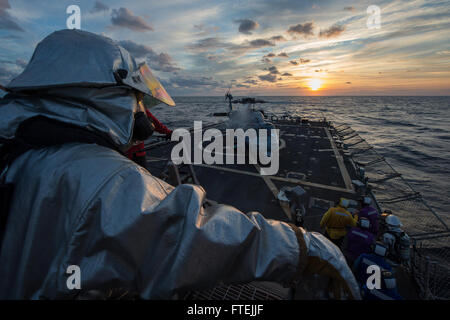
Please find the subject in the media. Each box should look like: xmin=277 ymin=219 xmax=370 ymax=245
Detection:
xmin=114 ymin=62 xmax=175 ymax=147
xmin=120 ymin=62 xmax=175 ymax=108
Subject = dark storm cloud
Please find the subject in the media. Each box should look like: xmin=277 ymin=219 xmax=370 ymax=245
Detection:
xmin=111 ymin=8 xmax=153 ymax=32
xmin=91 ymin=1 xmax=109 ymax=13
xmin=118 ymin=40 xmax=180 ymax=72
xmin=319 ymin=24 xmax=346 ymax=38
xmin=289 ymin=60 xmax=298 ymax=65
xmin=346 ymin=81 xmax=351 ymax=84
xmin=0 ymin=0 xmax=24 ymax=31
xmin=287 ymin=22 xmax=314 ymax=37
xmin=344 ymin=6 xmax=356 ymax=12
xmin=235 ymin=19 xmax=259 ymax=35
xmin=258 ymin=73 xmax=277 ymax=82
xmin=277 ymin=52 xmax=288 ymax=58
xmin=282 ymin=72 xmax=292 ymax=76
xmin=265 ymin=53 xmax=276 ymax=58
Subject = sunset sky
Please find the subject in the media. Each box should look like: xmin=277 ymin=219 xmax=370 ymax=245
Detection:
xmin=0 ymin=0 xmax=449 ymax=96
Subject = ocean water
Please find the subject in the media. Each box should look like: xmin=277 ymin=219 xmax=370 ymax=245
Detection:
xmin=151 ymin=96 xmax=450 ymax=220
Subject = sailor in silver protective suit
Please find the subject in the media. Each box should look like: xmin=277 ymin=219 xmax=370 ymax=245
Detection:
xmin=0 ymin=30 xmax=360 ymax=300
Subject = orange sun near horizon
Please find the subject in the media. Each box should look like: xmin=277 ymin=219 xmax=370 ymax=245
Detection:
xmin=308 ymin=78 xmax=322 ymax=91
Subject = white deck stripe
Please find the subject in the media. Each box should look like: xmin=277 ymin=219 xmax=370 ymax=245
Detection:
xmin=193 ymin=163 xmax=354 ymax=193
xmin=324 ymin=127 xmax=354 ymax=191
xmin=254 ymin=164 xmax=292 ymax=221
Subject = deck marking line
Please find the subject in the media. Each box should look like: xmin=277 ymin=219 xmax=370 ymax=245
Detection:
xmin=193 ymin=163 xmax=354 ymax=193
xmin=254 ymin=164 xmax=292 ymax=221
xmin=324 ymin=127 xmax=354 ymax=191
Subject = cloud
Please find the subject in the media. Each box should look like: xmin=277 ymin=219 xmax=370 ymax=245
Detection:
xmin=270 ymin=35 xmax=287 ymax=42
xmin=267 ymin=66 xmax=280 ymax=74
xmin=243 ymin=79 xmax=258 ymax=85
xmin=193 ymin=24 xmax=219 ymax=36
xmin=319 ymin=24 xmax=345 ymax=38
xmin=277 ymin=52 xmax=289 ymax=58
xmin=187 ymin=36 xmax=275 ymax=56
xmin=186 ymin=37 xmax=230 ymax=51
xmin=344 ymin=6 xmax=356 ymax=12
xmin=118 ymin=40 xmax=180 ymax=72
xmin=15 ymin=58 xmax=27 ymax=68
xmin=282 ymin=72 xmax=292 ymax=76
xmin=346 ymin=81 xmax=351 ymax=84
xmin=290 ymin=58 xmax=310 ymax=65
xmin=169 ymin=75 xmax=222 ymax=88
xmin=0 ymin=0 xmax=24 ymax=31
xmin=0 ymin=64 xmax=18 ymax=83
xmin=248 ymin=39 xmax=274 ymax=47
xmin=111 ymin=8 xmax=153 ymax=32
xmin=91 ymin=1 xmax=109 ymax=13
xmin=287 ymin=22 xmax=314 ymax=37
xmin=258 ymin=73 xmax=277 ymax=82
xmin=265 ymin=53 xmax=276 ymax=58
xmin=1 ymin=33 xmax=21 ymax=39
xmin=235 ymin=19 xmax=259 ymax=35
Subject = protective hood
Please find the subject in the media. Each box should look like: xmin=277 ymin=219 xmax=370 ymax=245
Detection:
xmin=8 ymin=29 xmax=135 ymax=90
xmin=0 ymin=86 xmax=137 ymax=147
xmin=7 ymin=29 xmax=174 ymax=107
xmin=0 ymin=29 xmax=174 ymax=146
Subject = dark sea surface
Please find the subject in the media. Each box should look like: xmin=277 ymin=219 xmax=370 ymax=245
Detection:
xmin=152 ymin=96 xmax=450 ymax=221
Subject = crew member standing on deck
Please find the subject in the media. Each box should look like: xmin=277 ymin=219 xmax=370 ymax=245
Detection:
xmin=125 ymin=92 xmax=172 ymax=168
xmin=355 ymin=197 xmax=379 ymax=235
xmin=320 ymin=198 xmax=357 ymax=248
xmin=345 ymin=217 xmax=375 ymax=265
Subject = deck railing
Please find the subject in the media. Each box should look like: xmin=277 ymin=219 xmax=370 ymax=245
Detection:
xmin=333 ymin=121 xmax=450 ymax=300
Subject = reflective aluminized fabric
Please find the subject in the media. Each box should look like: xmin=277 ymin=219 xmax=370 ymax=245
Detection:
xmin=7 ymin=30 xmax=134 ymax=91
xmin=6 ymin=29 xmax=175 ymax=108
xmin=0 ymin=143 xmax=301 ymax=299
xmin=0 ymin=141 xmax=360 ymax=299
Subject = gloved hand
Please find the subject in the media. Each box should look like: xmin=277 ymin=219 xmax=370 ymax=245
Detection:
xmin=294 ymin=227 xmax=361 ymax=300
xmin=132 ymin=111 xmax=155 ymax=141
